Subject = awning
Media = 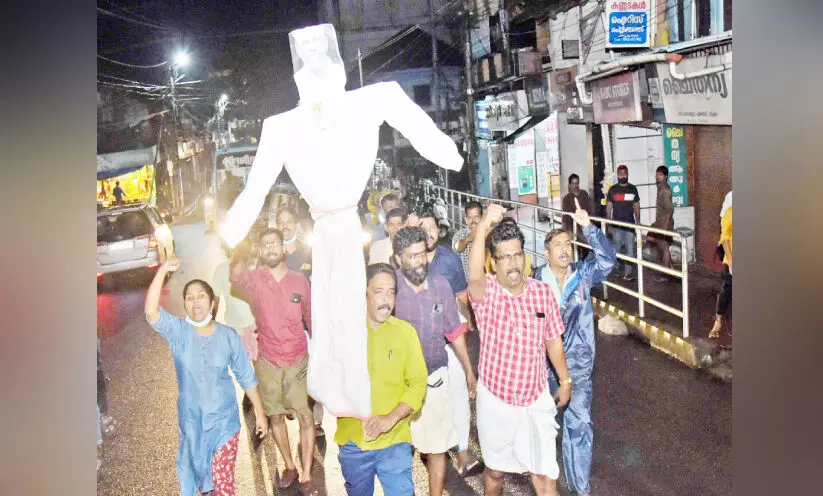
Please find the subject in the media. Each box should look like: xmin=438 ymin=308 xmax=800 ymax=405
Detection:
xmin=97 ymin=145 xmax=157 ymax=180
xmin=499 ymin=115 xmax=546 ymax=144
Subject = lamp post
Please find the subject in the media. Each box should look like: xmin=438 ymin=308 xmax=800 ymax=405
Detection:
xmin=167 ymin=50 xmax=190 ymax=211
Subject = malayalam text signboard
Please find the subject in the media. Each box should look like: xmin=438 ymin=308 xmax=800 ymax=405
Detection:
xmin=606 ymin=1 xmax=651 ymax=48
xmin=662 ymin=124 xmax=689 ymax=207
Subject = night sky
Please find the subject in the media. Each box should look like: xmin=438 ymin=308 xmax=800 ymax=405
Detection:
xmin=97 ymin=0 xmax=319 ymax=116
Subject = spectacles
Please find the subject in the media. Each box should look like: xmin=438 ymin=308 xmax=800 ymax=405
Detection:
xmin=494 ymin=251 xmax=525 ymax=264
xmin=262 ymin=241 xmax=282 ymax=249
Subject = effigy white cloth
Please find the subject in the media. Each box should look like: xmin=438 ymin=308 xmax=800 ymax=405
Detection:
xmin=220 ymin=24 xmax=463 ymax=418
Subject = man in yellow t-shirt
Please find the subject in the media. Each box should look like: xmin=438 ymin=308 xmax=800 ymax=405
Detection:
xmin=334 ymin=263 xmax=428 ymax=495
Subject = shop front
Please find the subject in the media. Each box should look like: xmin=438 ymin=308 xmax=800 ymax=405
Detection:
xmin=97 ymin=145 xmax=158 ymax=207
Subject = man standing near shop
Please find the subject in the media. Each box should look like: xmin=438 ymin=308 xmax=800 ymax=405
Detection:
xmin=561 ymin=174 xmax=594 ymax=233
xmin=112 ymin=180 xmax=127 ymax=204
xmin=392 ymin=226 xmax=476 ymax=496
xmin=468 ymin=203 xmax=571 ymax=496
xmin=533 ymin=199 xmax=616 ymax=496
xmin=335 ymin=263 xmax=429 ymax=496
xmin=229 ymin=229 xmax=318 ymax=494
xmin=647 ymin=166 xmax=675 ymax=277
xmin=606 ymin=165 xmax=641 ymax=281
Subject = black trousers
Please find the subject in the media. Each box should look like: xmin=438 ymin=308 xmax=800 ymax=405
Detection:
xmin=715 ymin=264 xmax=733 ymax=315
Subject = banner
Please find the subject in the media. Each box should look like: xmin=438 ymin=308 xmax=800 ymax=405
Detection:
xmin=662 ymin=124 xmax=689 ymax=207
xmin=605 ymin=1 xmax=651 ymax=48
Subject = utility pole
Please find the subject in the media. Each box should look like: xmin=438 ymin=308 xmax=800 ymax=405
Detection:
xmin=357 ymin=48 xmax=364 ymax=88
xmin=431 ymin=0 xmax=446 ymax=188
xmin=168 ymin=64 xmax=182 ymax=211
xmin=463 ymin=11 xmax=477 ymax=194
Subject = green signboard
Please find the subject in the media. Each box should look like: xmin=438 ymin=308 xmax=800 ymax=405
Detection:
xmin=518 ymin=165 xmax=536 ymax=195
xmin=662 ymin=124 xmax=689 ymax=207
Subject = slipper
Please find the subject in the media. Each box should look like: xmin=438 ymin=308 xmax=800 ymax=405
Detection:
xmin=708 ymin=329 xmax=720 ymax=339
xmin=458 ymin=459 xmax=482 ymax=477
xmin=278 ymin=468 xmax=299 ymax=489
xmin=300 ymin=479 xmax=320 ymax=496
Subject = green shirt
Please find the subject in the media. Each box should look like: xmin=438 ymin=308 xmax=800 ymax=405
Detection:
xmin=334 ymin=316 xmax=428 ymax=450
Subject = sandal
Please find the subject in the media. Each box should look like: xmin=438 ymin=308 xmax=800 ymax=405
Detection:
xmin=457 ymin=459 xmax=482 ymax=477
xmin=708 ymin=328 xmax=720 ymax=339
xmin=300 ymin=479 xmax=320 ymax=496
xmin=278 ymin=468 xmax=299 ymax=489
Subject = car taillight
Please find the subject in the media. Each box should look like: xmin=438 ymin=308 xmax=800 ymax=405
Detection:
xmin=138 ymin=234 xmax=159 ymax=249
xmin=97 ymin=272 xmax=103 ymax=278
xmin=148 ymin=263 xmax=159 ymax=268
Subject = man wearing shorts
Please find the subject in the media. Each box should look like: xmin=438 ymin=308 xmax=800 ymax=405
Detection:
xmin=229 ymin=228 xmax=318 ymax=495
xmin=467 ymin=204 xmax=571 ymax=496
xmin=392 ymin=226 xmax=476 ymax=496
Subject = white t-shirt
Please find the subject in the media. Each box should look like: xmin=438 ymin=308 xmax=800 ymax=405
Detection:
xmin=368 ymin=237 xmax=393 ymax=265
xmin=212 ymin=260 xmax=256 ymax=334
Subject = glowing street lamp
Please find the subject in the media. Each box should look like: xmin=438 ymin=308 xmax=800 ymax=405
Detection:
xmin=172 ymin=50 xmax=190 ymax=69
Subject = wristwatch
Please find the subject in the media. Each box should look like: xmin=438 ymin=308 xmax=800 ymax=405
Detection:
xmin=559 ymin=377 xmax=573 ymax=387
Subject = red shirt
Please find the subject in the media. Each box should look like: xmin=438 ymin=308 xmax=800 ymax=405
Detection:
xmin=230 ymin=265 xmax=312 ymax=367
xmin=470 ymin=274 xmax=564 ymax=406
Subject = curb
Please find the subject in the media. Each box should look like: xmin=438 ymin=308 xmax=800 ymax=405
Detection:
xmin=592 ymin=297 xmax=732 ymax=382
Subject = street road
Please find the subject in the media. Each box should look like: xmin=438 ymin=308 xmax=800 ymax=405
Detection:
xmin=96 ymin=221 xmax=731 ymax=495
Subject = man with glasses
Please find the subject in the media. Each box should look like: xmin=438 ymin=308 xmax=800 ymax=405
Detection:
xmin=468 ymin=204 xmax=570 ymax=496
xmin=229 ymin=228 xmax=318 ymax=494
xmin=392 ymin=226 xmax=476 ymax=496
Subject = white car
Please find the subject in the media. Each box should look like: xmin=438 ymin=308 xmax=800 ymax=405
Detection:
xmin=96 ymin=202 xmax=175 ymax=280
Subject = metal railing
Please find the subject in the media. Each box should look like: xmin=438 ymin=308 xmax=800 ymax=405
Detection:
xmin=423 ymin=184 xmax=692 ymax=338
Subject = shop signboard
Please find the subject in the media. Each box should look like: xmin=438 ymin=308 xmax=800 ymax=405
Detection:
xmin=549 ymin=67 xmax=577 ymax=112
xmin=475 ymin=99 xmax=492 ymax=139
xmin=525 ymin=76 xmax=550 ymax=115
xmin=511 ymin=130 xmax=536 ymax=195
xmin=486 ymin=92 xmax=520 ymax=132
xmin=605 ymin=1 xmax=651 ymax=48
xmin=662 ymin=124 xmax=689 ymax=206
xmin=591 ymin=70 xmax=647 ymax=124
xmin=654 ymin=49 xmax=732 ymax=125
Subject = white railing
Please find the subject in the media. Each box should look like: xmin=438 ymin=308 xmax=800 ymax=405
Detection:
xmin=423 ymin=184 xmax=692 ymax=338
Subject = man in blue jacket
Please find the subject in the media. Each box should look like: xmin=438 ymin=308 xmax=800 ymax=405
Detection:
xmin=533 ymin=199 xmax=616 ymax=496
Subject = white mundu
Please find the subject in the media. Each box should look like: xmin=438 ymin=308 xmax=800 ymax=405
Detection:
xmin=220 ymin=24 xmax=463 ymax=418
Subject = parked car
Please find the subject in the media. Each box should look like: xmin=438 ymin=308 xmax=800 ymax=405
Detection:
xmin=96 ymin=202 xmax=175 ymax=281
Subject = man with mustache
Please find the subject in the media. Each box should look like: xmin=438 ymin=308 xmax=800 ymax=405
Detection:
xmin=392 ymin=226 xmax=476 ymax=496
xmin=533 ymin=200 xmax=616 ymax=496
xmin=606 ymin=164 xmax=641 ymax=281
xmin=229 ymin=228 xmax=318 ymax=495
xmin=468 ymin=203 xmax=570 ymax=496
xmin=334 ymin=263 xmax=429 ymax=495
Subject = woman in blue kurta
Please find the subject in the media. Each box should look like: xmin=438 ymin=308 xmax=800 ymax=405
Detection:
xmin=145 ymin=256 xmax=268 ymax=495
xmin=533 ymin=203 xmax=616 ymax=496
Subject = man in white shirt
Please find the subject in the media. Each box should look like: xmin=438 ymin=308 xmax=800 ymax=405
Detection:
xmin=368 ymin=207 xmax=406 ymax=265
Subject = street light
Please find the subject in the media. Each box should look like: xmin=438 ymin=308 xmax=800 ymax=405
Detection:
xmin=173 ymin=50 xmax=190 ymax=69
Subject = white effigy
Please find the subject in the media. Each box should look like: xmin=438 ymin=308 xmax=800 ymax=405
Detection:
xmin=220 ymin=24 xmax=463 ymax=418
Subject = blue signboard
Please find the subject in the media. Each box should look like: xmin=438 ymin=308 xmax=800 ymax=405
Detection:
xmin=606 ymin=1 xmax=651 ymax=48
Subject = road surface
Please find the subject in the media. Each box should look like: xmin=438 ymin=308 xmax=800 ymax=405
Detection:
xmin=96 ymin=221 xmax=731 ymax=495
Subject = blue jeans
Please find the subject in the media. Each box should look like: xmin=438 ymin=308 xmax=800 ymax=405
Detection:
xmin=338 ymin=441 xmax=414 ymax=496
xmin=610 ymin=227 xmax=636 ymax=277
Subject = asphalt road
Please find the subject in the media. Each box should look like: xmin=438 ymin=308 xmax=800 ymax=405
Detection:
xmin=96 ymin=222 xmax=731 ymax=495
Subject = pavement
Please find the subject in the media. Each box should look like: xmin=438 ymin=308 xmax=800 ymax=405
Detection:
xmin=96 ymin=220 xmax=731 ymax=495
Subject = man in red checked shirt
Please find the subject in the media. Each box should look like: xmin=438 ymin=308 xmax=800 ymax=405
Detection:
xmin=467 ymin=203 xmax=571 ymax=496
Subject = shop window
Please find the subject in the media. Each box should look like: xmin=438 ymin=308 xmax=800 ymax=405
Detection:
xmin=413 ymin=85 xmax=431 ymax=107
xmin=695 ymin=0 xmax=712 ymax=38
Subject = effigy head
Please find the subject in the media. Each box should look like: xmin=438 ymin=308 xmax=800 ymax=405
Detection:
xmin=289 ymin=23 xmax=347 ymax=104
